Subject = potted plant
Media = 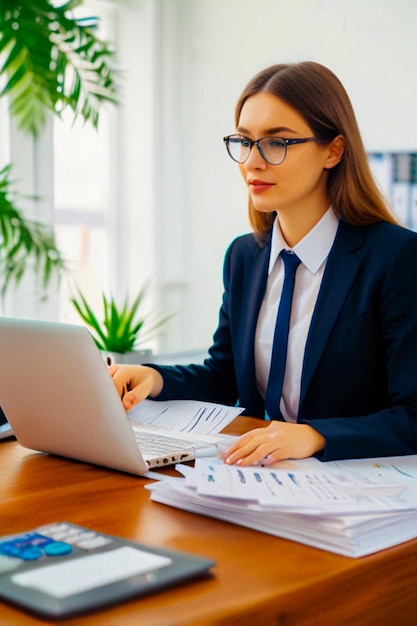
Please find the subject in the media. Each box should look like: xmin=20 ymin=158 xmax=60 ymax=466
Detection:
xmin=71 ymin=286 xmax=172 ymax=364
xmin=0 ymin=0 xmax=117 ymax=299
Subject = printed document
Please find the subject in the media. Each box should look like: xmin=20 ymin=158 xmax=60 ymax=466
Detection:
xmin=186 ymin=457 xmax=417 ymax=514
xmin=129 ymin=399 xmax=243 ymax=435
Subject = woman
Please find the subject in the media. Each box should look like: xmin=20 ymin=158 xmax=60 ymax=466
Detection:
xmin=110 ymin=61 xmax=417 ymax=465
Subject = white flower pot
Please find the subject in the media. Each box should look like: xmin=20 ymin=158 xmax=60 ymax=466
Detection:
xmin=102 ymin=349 xmax=153 ymax=366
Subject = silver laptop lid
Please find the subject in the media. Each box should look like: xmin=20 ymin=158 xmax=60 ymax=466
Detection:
xmin=0 ymin=317 xmax=148 ymax=476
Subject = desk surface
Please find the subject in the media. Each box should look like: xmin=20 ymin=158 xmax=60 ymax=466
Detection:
xmin=1 ymin=417 xmax=417 ymax=626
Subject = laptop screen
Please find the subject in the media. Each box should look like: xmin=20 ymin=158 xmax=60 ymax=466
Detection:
xmin=0 ymin=406 xmax=7 ymax=427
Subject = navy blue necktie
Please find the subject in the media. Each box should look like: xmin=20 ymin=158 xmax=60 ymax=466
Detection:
xmin=265 ymin=250 xmax=301 ymax=420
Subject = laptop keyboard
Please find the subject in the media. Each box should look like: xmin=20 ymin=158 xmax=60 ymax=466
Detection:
xmin=134 ymin=430 xmax=210 ymax=456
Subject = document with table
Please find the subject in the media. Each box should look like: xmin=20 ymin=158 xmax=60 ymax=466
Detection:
xmin=147 ymin=454 xmax=417 ymax=558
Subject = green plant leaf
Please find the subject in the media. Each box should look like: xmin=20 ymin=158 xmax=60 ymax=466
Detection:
xmin=0 ymin=0 xmax=118 ymax=135
xmin=71 ymin=288 xmax=108 ymax=349
xmin=70 ymin=286 xmax=172 ymax=353
xmin=0 ymin=165 xmax=66 ymax=296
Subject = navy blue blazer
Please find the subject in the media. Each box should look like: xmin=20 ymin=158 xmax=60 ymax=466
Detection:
xmin=153 ymin=220 xmax=417 ymax=461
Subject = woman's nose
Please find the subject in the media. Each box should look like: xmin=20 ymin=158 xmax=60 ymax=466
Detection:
xmin=244 ymin=144 xmax=267 ymax=170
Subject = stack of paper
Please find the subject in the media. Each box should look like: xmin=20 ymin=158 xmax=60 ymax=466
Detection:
xmin=146 ymin=455 xmax=417 ymax=557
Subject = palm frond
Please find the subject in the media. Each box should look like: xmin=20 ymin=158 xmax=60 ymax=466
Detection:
xmin=0 ymin=0 xmax=118 ymax=135
xmin=0 ymin=165 xmax=66 ymax=296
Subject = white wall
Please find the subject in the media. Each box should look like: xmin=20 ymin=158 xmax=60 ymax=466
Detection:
xmin=120 ymin=0 xmax=417 ymax=354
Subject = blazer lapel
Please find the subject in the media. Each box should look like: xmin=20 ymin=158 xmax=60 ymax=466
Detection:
xmin=299 ymin=221 xmax=366 ymax=408
xmin=239 ymin=236 xmax=271 ymax=410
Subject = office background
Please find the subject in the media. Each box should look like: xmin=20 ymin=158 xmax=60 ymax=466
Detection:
xmin=1 ymin=0 xmax=417 ymax=355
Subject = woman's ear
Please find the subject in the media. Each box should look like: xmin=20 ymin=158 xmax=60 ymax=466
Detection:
xmin=325 ymin=135 xmax=345 ymax=169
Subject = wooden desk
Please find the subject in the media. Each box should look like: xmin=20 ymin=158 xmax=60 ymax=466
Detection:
xmin=1 ymin=417 xmax=417 ymax=626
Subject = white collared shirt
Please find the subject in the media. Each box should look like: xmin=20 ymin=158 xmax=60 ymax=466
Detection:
xmin=254 ymin=208 xmax=339 ymax=422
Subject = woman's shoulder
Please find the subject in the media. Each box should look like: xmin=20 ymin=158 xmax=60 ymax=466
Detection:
xmin=340 ymin=219 xmax=417 ymax=247
xmin=226 ymin=230 xmax=271 ymax=256
xmin=366 ymin=220 xmax=417 ymax=238
xmin=365 ymin=223 xmax=417 ymax=259
xmin=222 ymin=231 xmax=271 ymax=279
xmin=338 ymin=220 xmax=417 ymax=275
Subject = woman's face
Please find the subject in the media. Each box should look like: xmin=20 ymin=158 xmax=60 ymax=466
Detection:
xmin=236 ymin=92 xmax=333 ymax=222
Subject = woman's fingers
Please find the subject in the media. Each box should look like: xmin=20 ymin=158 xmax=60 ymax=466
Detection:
xmin=121 ymin=377 xmax=154 ymax=410
xmin=107 ymin=364 xmax=164 ymax=410
xmin=224 ymin=428 xmax=275 ymax=465
xmin=224 ymin=423 xmax=325 ymax=465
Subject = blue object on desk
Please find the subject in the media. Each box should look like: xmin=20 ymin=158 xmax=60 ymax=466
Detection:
xmin=0 ymin=522 xmax=215 ymax=619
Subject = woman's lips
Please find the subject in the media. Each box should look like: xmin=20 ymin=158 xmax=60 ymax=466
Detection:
xmin=248 ymin=179 xmax=275 ymax=193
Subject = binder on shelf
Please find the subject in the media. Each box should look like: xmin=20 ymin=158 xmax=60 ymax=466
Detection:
xmin=392 ymin=153 xmax=412 ymax=227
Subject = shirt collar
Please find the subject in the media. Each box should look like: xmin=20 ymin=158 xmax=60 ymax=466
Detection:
xmin=269 ymin=208 xmax=339 ymax=275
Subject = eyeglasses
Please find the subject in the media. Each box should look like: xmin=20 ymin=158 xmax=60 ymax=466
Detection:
xmin=223 ymin=134 xmax=321 ymax=166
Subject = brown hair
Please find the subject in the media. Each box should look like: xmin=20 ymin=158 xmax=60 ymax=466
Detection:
xmin=235 ymin=62 xmax=398 ymax=237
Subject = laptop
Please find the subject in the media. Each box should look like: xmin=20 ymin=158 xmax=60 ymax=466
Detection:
xmin=0 ymin=405 xmax=13 ymax=439
xmin=0 ymin=317 xmax=226 ymax=476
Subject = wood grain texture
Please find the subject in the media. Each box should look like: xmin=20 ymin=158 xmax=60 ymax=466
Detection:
xmin=1 ymin=417 xmax=416 ymax=625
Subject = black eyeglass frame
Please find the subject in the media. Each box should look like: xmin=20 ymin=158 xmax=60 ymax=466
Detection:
xmin=223 ymin=134 xmax=321 ymax=165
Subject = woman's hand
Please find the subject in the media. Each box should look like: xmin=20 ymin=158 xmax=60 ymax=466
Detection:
xmin=223 ymin=421 xmax=325 ymax=466
xmin=108 ymin=364 xmax=164 ymax=410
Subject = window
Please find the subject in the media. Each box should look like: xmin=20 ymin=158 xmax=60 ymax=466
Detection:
xmin=54 ymin=0 xmax=117 ymax=324
xmin=3 ymin=0 xmax=165 ymax=350
xmin=54 ymin=106 xmax=113 ymax=323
